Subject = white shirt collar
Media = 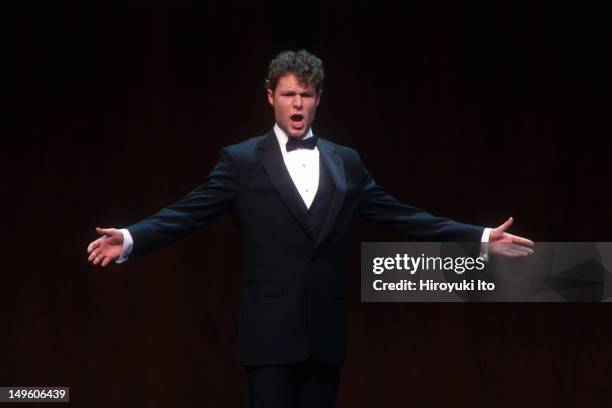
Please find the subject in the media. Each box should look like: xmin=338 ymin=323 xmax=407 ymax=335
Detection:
xmin=274 ymin=123 xmax=314 ymax=155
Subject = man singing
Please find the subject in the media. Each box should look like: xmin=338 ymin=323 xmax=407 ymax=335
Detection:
xmin=87 ymin=50 xmax=533 ymax=407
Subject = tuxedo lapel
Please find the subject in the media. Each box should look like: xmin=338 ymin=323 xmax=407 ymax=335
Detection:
xmin=315 ymin=139 xmax=347 ymax=248
xmin=256 ymin=131 xmax=315 ymax=239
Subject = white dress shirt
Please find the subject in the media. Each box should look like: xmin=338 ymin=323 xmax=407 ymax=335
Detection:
xmin=274 ymin=123 xmax=320 ymax=209
xmin=116 ymin=125 xmax=490 ymax=263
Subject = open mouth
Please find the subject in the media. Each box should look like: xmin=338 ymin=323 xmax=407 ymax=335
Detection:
xmin=290 ymin=114 xmax=305 ymax=129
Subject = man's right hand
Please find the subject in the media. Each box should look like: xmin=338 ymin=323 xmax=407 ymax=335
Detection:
xmin=87 ymin=227 xmax=124 ymax=267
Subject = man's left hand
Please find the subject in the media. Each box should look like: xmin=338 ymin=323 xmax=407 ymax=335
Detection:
xmin=488 ymin=217 xmax=534 ymax=257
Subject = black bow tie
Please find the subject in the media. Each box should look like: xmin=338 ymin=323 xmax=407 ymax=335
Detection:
xmin=286 ymin=136 xmax=318 ymax=152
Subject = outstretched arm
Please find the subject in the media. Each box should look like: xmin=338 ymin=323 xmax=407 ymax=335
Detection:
xmin=358 ymin=163 xmax=484 ymax=242
xmin=125 ymin=148 xmax=238 ymax=256
xmin=86 ymin=147 xmax=238 ymax=266
xmin=356 ymin=156 xmax=534 ymax=257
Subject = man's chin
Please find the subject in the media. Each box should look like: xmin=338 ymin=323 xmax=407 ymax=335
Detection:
xmin=287 ymin=128 xmax=308 ymax=139
xmin=277 ymin=121 xmax=310 ymax=139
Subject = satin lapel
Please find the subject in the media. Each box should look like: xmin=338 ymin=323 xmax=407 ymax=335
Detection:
xmin=315 ymin=140 xmax=347 ymax=248
xmin=256 ymin=131 xmax=314 ymax=239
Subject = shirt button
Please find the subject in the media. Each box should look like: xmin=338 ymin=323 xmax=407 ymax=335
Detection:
xmin=302 ymin=164 xmax=306 ymax=168
xmin=306 ymin=189 xmax=309 ymax=192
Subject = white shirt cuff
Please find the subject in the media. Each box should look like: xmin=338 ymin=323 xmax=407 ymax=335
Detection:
xmin=116 ymin=228 xmax=134 ymax=264
xmin=480 ymin=228 xmax=491 ymax=261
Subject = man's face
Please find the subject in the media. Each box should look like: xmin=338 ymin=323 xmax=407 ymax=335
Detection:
xmin=267 ymin=73 xmax=321 ymax=139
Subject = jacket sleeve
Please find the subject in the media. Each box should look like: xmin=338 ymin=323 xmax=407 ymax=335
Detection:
xmin=126 ymin=147 xmax=238 ymax=256
xmin=357 ymin=155 xmax=483 ymax=242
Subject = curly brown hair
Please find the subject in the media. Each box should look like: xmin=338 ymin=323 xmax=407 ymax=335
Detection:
xmin=265 ymin=50 xmax=325 ymax=94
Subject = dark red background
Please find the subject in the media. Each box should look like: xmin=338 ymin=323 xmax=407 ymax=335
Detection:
xmin=6 ymin=0 xmax=612 ymax=406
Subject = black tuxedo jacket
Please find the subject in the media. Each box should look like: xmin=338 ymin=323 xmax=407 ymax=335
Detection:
xmin=127 ymin=129 xmax=484 ymax=366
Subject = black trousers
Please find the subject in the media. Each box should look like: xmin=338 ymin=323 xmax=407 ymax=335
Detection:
xmin=245 ymin=357 xmax=342 ymax=408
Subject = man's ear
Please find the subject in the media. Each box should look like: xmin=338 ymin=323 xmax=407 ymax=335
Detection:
xmin=267 ymin=89 xmax=274 ymax=106
xmin=315 ymin=91 xmax=322 ymax=107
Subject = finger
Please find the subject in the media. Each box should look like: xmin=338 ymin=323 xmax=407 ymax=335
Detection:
xmin=496 ymin=217 xmax=513 ymax=232
xmin=500 ymin=239 xmax=535 ymax=255
xmin=93 ymin=253 xmax=105 ymax=265
xmin=497 ymin=244 xmax=519 ymax=256
xmin=96 ymin=227 xmax=114 ymax=236
xmin=511 ymin=243 xmax=534 ymax=255
xmin=491 ymin=242 xmax=531 ymax=257
xmin=504 ymin=247 xmax=527 ymax=257
xmin=88 ymin=247 xmax=103 ymax=262
xmin=87 ymin=239 xmax=99 ymax=254
xmin=101 ymin=256 xmax=112 ymax=267
xmin=507 ymin=243 xmax=533 ymax=256
xmin=508 ymin=234 xmax=534 ymax=246
xmin=512 ymin=247 xmax=533 ymax=256
xmin=87 ymin=237 xmax=103 ymax=253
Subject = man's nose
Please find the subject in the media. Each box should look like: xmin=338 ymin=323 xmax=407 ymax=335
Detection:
xmin=293 ymin=95 xmax=303 ymax=109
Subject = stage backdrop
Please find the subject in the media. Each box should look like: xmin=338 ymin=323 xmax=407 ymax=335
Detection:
xmin=6 ymin=1 xmax=612 ymax=406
